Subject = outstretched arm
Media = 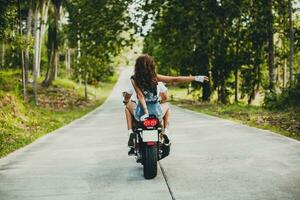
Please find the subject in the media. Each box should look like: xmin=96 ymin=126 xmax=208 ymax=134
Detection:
xmin=157 ymin=74 xmax=209 ymax=84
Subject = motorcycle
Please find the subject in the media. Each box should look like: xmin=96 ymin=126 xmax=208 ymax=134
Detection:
xmin=132 ymin=115 xmax=170 ymax=179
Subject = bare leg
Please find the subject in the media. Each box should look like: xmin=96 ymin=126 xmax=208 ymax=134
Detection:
xmin=125 ymin=102 xmax=137 ymax=152
xmin=161 ymin=102 xmax=170 ymax=129
xmin=163 ymin=109 xmax=170 ymax=128
xmin=125 ymin=101 xmax=136 ymax=130
xmin=125 ymin=107 xmax=133 ymax=130
xmin=161 ymin=103 xmax=171 ymax=145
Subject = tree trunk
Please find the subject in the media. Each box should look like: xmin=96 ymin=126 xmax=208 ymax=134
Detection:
xmin=37 ymin=0 xmax=50 ymax=77
xmin=18 ymin=0 xmax=27 ymax=101
xmin=10 ymin=30 xmax=17 ymax=69
xmin=248 ymin=49 xmax=261 ymax=105
xmin=277 ymin=64 xmax=280 ymax=83
xmin=77 ymin=35 xmax=81 ymax=85
xmin=283 ymin=59 xmax=287 ymax=89
xmin=54 ymin=50 xmax=58 ymax=79
xmin=21 ymin=52 xmax=26 ymax=101
xmin=43 ymin=45 xmax=58 ymax=87
xmin=248 ymin=65 xmax=259 ymax=105
xmin=217 ymin=85 xmax=220 ymax=102
xmin=249 ymin=79 xmax=260 ymax=105
xmin=202 ymin=64 xmax=211 ymax=101
xmin=33 ymin=7 xmax=41 ymax=105
xmin=196 ymin=52 xmax=210 ymax=101
xmin=65 ymin=51 xmax=68 ymax=74
xmin=267 ymin=0 xmax=275 ymax=92
xmin=84 ymin=68 xmax=88 ymax=101
xmin=187 ymin=83 xmax=191 ymax=95
xmin=288 ymin=0 xmax=294 ymax=84
xmin=65 ymin=49 xmax=71 ymax=77
xmin=42 ymin=42 xmax=58 ymax=88
xmin=202 ymin=81 xmax=210 ymax=101
xmin=234 ymin=18 xmax=241 ymax=102
xmin=234 ymin=62 xmax=239 ymax=102
xmin=220 ymin=72 xmax=228 ymax=104
xmin=220 ymin=83 xmax=227 ymax=104
xmin=25 ymin=3 xmax=33 ymax=83
xmin=43 ymin=44 xmax=51 ymax=84
xmin=42 ymin=3 xmax=60 ymax=87
xmin=0 ymin=40 xmax=4 ymax=68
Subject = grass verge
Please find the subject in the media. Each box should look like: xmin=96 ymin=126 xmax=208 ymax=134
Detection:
xmin=0 ymin=70 xmax=118 ymax=158
xmin=169 ymin=87 xmax=300 ymax=141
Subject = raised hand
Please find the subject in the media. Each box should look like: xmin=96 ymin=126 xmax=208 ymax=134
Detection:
xmin=194 ymin=76 xmax=209 ymax=83
xmin=140 ymin=113 xmax=149 ymax=121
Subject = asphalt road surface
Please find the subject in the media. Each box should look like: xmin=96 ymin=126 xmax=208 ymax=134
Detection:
xmin=0 ymin=68 xmax=299 ymax=200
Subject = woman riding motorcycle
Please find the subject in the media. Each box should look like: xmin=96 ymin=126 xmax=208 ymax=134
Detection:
xmin=123 ymin=81 xmax=169 ymax=155
xmin=126 ymin=54 xmax=209 ymax=155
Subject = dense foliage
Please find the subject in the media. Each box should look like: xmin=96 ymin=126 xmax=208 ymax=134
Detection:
xmin=0 ymin=0 xmax=135 ymax=103
xmin=66 ymin=0 xmax=134 ymax=84
xmin=141 ymin=0 xmax=300 ymax=107
xmin=0 ymin=0 xmax=299 ymax=108
xmin=264 ymin=74 xmax=300 ymax=109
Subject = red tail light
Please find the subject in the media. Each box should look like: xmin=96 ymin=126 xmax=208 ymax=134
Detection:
xmin=143 ymin=118 xmax=158 ymax=127
xmin=147 ymin=141 xmax=155 ymax=146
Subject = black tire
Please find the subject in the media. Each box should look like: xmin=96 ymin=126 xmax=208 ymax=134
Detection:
xmin=143 ymin=145 xmax=158 ymax=179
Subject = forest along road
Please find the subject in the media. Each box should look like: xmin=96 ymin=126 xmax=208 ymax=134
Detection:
xmin=0 ymin=68 xmax=300 ymax=200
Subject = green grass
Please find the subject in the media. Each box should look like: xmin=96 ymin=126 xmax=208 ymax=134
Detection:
xmin=0 ymin=70 xmax=117 ymax=158
xmin=169 ymin=87 xmax=300 ymax=141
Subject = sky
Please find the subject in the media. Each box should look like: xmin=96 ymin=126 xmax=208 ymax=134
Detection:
xmin=127 ymin=1 xmax=152 ymax=36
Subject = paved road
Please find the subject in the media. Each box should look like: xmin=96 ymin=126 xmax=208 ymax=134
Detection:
xmin=0 ymin=68 xmax=300 ymax=200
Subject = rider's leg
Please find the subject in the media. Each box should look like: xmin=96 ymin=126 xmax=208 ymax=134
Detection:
xmin=125 ymin=107 xmax=133 ymax=130
xmin=161 ymin=103 xmax=171 ymax=145
xmin=125 ymin=101 xmax=136 ymax=129
xmin=161 ymin=102 xmax=170 ymax=129
xmin=125 ymin=101 xmax=136 ymax=155
xmin=163 ymin=108 xmax=170 ymax=129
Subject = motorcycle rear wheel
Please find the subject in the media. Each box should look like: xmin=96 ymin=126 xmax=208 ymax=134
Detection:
xmin=143 ymin=145 xmax=157 ymax=179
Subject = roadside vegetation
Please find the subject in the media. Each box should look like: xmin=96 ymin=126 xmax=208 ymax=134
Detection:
xmin=141 ymin=1 xmax=300 ymax=140
xmin=0 ymin=1 xmax=136 ymax=157
xmin=169 ymin=85 xmax=300 ymax=141
xmin=0 ymin=70 xmax=117 ymax=157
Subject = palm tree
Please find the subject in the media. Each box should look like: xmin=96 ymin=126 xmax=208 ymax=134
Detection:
xmin=288 ymin=0 xmax=294 ymax=84
xmin=42 ymin=0 xmax=61 ymax=87
xmin=32 ymin=0 xmax=50 ymax=105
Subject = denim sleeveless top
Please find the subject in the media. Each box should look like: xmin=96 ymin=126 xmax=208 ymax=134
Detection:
xmin=131 ymin=76 xmax=163 ymax=121
xmin=131 ymin=76 xmax=159 ymax=103
xmin=134 ymin=102 xmax=163 ymax=121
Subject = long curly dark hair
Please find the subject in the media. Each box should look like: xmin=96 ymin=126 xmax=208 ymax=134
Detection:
xmin=133 ymin=54 xmax=158 ymax=93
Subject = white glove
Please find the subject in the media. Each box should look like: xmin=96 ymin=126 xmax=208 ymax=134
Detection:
xmin=140 ymin=113 xmax=149 ymax=121
xmin=194 ymin=75 xmax=208 ymax=83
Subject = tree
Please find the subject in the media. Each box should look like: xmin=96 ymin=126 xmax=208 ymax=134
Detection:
xmin=25 ymin=0 xmax=33 ymax=84
xmin=42 ymin=0 xmax=61 ymax=87
xmin=288 ymin=0 xmax=294 ymax=84
xmin=66 ymin=0 xmax=134 ymax=99
xmin=143 ymin=1 xmax=214 ymax=101
xmin=32 ymin=1 xmax=41 ymax=104
xmin=142 ymin=0 xmax=297 ymax=104
xmin=32 ymin=0 xmax=51 ymax=104
xmin=17 ymin=0 xmax=27 ymax=100
xmin=267 ymin=0 xmax=275 ymax=92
